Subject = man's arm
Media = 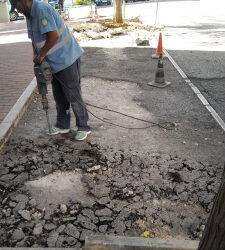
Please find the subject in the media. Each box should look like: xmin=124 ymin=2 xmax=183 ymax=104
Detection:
xmin=32 ymin=42 xmax=38 ymax=57
xmin=33 ymin=30 xmax=59 ymax=64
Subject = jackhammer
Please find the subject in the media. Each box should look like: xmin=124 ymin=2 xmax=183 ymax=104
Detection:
xmin=34 ymin=60 xmax=52 ymax=134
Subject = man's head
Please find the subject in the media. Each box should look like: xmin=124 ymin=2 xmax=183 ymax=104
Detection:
xmin=10 ymin=0 xmax=32 ymax=18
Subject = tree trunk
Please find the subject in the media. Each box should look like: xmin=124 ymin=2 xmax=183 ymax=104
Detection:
xmin=113 ymin=0 xmax=123 ymax=24
xmin=198 ymin=165 xmax=225 ymax=250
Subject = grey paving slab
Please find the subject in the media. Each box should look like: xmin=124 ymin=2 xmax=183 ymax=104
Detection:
xmin=85 ymin=235 xmax=199 ymax=250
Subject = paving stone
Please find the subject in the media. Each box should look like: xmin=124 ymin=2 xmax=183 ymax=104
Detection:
xmin=12 ymin=165 xmax=25 ymax=173
xmin=0 ymin=174 xmax=15 ymax=182
xmin=4 ymin=209 xmax=11 ymax=217
xmin=47 ymin=231 xmax=59 ymax=247
xmin=33 ymin=223 xmax=43 ymax=235
xmin=95 ymin=208 xmax=112 ymax=217
xmin=9 ymin=201 xmax=17 ymax=208
xmin=180 ymin=191 xmax=189 ymax=202
xmin=13 ymin=201 xmax=26 ymax=212
xmin=64 ymin=223 xmax=80 ymax=239
xmin=80 ymin=230 xmax=94 ymax=242
xmin=18 ymin=210 xmax=31 ymax=221
xmin=62 ymin=216 xmax=76 ymax=222
xmin=99 ymin=224 xmax=108 ymax=233
xmin=82 ymin=209 xmax=98 ymax=223
xmin=13 ymin=173 xmax=29 ymax=184
xmin=112 ymin=216 xmax=126 ymax=234
xmin=0 ymin=167 xmax=9 ymax=175
xmin=44 ymin=204 xmax=57 ymax=219
xmin=11 ymin=228 xmax=25 ymax=241
xmin=44 ymin=223 xmax=57 ymax=231
xmin=56 ymin=225 xmax=66 ymax=233
xmin=99 ymin=216 xmax=114 ymax=222
xmin=125 ymin=220 xmax=132 ymax=229
xmin=181 ymin=217 xmax=196 ymax=233
xmin=98 ymin=197 xmax=111 ymax=205
xmin=79 ymin=200 xmax=96 ymax=208
xmin=6 ymin=161 xmax=14 ymax=168
xmin=128 ymin=202 xmax=144 ymax=210
xmin=119 ymin=207 xmax=132 ymax=218
xmin=28 ymin=198 xmax=37 ymax=207
xmin=10 ymin=194 xmax=28 ymax=203
xmin=76 ymin=214 xmax=97 ymax=231
xmin=198 ymin=191 xmax=215 ymax=205
xmin=56 ymin=235 xmax=78 ymax=247
xmin=18 ymin=221 xmax=34 ymax=230
xmin=91 ymin=184 xmax=110 ymax=198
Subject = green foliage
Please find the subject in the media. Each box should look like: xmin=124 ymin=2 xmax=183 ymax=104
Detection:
xmin=72 ymin=0 xmax=91 ymax=5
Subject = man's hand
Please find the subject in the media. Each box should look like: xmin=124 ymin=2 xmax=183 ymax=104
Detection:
xmin=33 ymin=53 xmax=45 ymax=64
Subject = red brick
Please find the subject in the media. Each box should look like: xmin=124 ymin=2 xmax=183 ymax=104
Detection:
xmin=0 ymin=41 xmax=33 ymax=123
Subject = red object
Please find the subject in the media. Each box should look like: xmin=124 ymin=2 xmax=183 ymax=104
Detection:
xmin=152 ymin=33 xmax=167 ymax=59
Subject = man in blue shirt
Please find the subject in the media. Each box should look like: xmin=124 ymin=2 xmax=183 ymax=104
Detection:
xmin=10 ymin=0 xmax=91 ymax=141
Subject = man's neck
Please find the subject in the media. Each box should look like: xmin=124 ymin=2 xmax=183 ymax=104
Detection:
xmin=26 ymin=0 xmax=33 ymax=18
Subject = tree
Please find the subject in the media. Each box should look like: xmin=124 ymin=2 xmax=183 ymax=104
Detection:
xmin=113 ymin=0 xmax=123 ymax=24
xmin=198 ymin=165 xmax=225 ymax=250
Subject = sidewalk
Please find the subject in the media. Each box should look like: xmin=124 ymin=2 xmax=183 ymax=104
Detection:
xmin=0 ymin=20 xmax=35 ymax=150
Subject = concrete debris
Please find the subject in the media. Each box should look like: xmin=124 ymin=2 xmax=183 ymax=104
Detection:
xmin=72 ymin=21 xmax=154 ymax=43
xmin=60 ymin=204 xmax=67 ymax=214
xmin=47 ymin=231 xmax=59 ymax=247
xmin=136 ymin=38 xmax=150 ymax=46
xmin=0 ymin=137 xmax=223 ymax=248
xmin=86 ymin=30 xmax=103 ymax=40
xmin=110 ymin=27 xmax=125 ymax=35
xmin=87 ymin=165 xmax=101 ymax=172
xmin=32 ymin=212 xmax=42 ymax=220
xmin=18 ymin=210 xmax=31 ymax=221
xmin=33 ymin=223 xmax=43 ymax=235
xmin=11 ymin=228 xmax=25 ymax=241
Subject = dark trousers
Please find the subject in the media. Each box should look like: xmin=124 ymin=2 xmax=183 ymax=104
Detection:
xmin=51 ymin=58 xmax=90 ymax=131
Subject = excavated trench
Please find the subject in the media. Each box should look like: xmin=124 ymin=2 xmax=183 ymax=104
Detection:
xmin=0 ymin=135 xmax=223 ymax=248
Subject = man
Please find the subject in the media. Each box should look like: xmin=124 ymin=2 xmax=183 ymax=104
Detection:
xmin=10 ymin=0 xmax=91 ymax=141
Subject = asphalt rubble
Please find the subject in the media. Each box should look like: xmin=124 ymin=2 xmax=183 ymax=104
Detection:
xmin=0 ymin=135 xmax=223 ymax=248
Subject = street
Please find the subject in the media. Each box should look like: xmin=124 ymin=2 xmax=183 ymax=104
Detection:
xmin=97 ymin=0 xmax=225 ymax=127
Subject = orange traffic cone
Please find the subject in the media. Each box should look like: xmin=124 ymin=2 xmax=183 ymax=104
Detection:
xmin=148 ymin=53 xmax=170 ymax=88
xmin=152 ymin=33 xmax=167 ymax=59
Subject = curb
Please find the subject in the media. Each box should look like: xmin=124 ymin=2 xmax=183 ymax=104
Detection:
xmin=85 ymin=235 xmax=199 ymax=250
xmin=0 ymin=249 xmax=77 ymax=250
xmin=0 ymin=77 xmax=37 ymax=152
xmin=0 ymin=249 xmax=78 ymax=250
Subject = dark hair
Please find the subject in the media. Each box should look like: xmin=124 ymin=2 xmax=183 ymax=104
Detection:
xmin=10 ymin=0 xmax=32 ymax=6
xmin=9 ymin=0 xmax=20 ymax=6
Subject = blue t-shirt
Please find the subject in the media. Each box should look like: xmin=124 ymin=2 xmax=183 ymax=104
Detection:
xmin=26 ymin=0 xmax=83 ymax=73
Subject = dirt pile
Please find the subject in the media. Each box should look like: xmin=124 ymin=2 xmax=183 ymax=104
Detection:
xmin=72 ymin=21 xmax=156 ymax=43
xmin=0 ymin=136 xmax=223 ymax=248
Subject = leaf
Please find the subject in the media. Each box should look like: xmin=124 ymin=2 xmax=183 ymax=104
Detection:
xmin=142 ymin=230 xmax=150 ymax=238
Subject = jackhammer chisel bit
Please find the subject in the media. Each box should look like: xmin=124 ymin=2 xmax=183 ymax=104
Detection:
xmin=41 ymin=94 xmax=51 ymax=134
xmin=34 ymin=61 xmax=53 ymax=134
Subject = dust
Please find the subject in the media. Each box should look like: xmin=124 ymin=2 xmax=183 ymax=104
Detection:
xmin=23 ymin=170 xmax=92 ymax=209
